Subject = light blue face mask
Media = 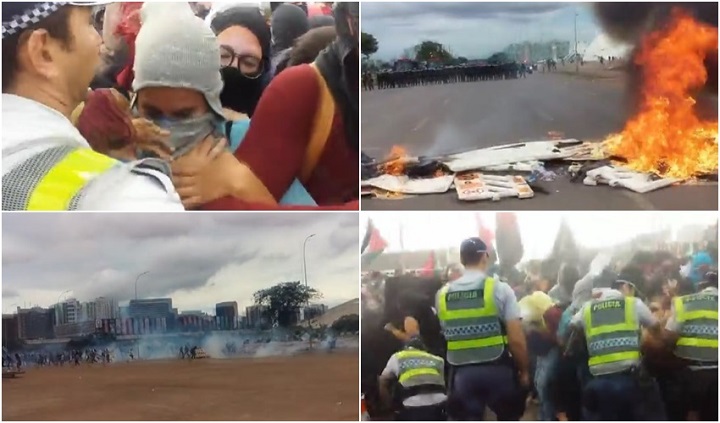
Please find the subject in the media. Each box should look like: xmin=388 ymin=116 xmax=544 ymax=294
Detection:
xmin=153 ymin=113 xmax=223 ymax=159
xmin=132 ymin=110 xmax=223 ymax=160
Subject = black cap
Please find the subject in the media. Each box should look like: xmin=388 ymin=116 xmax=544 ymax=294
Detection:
xmin=2 ymin=2 xmax=105 ymax=39
xmin=460 ymin=237 xmax=488 ymax=264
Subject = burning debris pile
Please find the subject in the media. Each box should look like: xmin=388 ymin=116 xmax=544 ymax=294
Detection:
xmin=604 ymin=9 xmax=718 ymax=179
xmin=362 ymin=8 xmax=717 ymax=201
xmin=362 ymin=138 xmax=605 ymax=201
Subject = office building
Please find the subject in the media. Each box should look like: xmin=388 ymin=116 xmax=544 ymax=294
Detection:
xmin=54 ymin=298 xmax=81 ymax=325
xmin=54 ymin=321 xmax=97 ymax=338
xmin=94 ymin=297 xmax=119 ymax=320
xmin=17 ymin=307 xmax=54 ymax=340
xmin=216 ymin=301 xmax=238 ymax=330
xmin=2 ymin=314 xmax=20 ymax=348
xmin=128 ymin=298 xmax=172 ymax=319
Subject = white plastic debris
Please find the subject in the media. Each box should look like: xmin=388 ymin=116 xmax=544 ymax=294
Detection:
xmin=361 ymin=174 xmax=455 ymax=195
xmin=443 ymin=139 xmax=589 ymax=173
xmin=455 ymin=173 xmax=534 ymax=201
xmin=480 ymin=161 xmax=541 ymax=172
xmin=583 ymin=166 xmax=680 ymax=193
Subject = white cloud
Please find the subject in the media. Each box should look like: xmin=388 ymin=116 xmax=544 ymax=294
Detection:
xmin=3 ymin=213 xmax=359 ymax=314
xmin=362 ymin=2 xmax=601 ymax=60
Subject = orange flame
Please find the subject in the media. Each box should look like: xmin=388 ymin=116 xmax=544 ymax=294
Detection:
xmin=606 ymin=9 xmax=718 ymax=178
xmin=382 ymin=145 xmax=409 ymax=176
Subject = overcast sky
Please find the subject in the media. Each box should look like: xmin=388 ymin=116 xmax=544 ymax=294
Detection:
xmin=362 ymin=2 xmax=601 ymax=60
xmin=362 ymin=212 xmax=717 ymax=261
xmin=3 ymin=213 xmax=359 ymax=315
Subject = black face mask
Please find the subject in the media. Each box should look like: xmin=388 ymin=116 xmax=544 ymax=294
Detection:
xmin=220 ymin=66 xmax=266 ymax=117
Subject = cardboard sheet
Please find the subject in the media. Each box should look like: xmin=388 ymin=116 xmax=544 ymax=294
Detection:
xmin=455 ymin=172 xmax=534 ymax=201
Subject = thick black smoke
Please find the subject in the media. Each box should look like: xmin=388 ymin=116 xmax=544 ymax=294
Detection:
xmin=593 ymin=3 xmax=718 ymax=110
xmin=593 ymin=3 xmax=717 ymax=44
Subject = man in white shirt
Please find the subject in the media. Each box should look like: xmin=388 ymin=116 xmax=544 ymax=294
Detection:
xmin=663 ymin=271 xmax=718 ymax=421
xmin=435 ymin=237 xmax=529 ymax=421
xmin=569 ymin=277 xmax=666 ymax=420
xmin=379 ymin=337 xmax=446 ymax=421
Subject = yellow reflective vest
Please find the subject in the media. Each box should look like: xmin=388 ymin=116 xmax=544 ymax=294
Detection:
xmin=583 ymin=297 xmax=640 ymax=375
xmin=437 ymin=277 xmax=507 ymax=366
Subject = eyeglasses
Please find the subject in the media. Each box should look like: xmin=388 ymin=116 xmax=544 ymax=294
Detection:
xmin=219 ymin=45 xmax=263 ymax=78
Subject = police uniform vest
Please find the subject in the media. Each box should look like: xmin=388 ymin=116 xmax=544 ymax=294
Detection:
xmin=583 ymin=297 xmax=640 ymax=375
xmin=2 ymin=145 xmax=171 ymax=211
xmin=437 ymin=277 xmax=507 ymax=366
xmin=395 ymin=348 xmax=446 ymax=401
xmin=673 ymin=292 xmax=718 ymax=364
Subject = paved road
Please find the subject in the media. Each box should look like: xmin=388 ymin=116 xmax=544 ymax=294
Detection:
xmin=361 ymin=72 xmax=718 ymax=211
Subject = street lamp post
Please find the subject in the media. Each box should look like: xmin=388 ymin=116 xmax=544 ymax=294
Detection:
xmin=574 ymin=12 xmax=579 ymax=73
xmin=134 ymin=271 xmax=149 ymax=300
xmin=57 ymin=290 xmax=71 ymax=306
xmin=302 ymin=234 xmax=316 ymax=288
xmin=56 ymin=290 xmax=71 ymax=325
xmin=302 ymin=234 xmax=316 ymax=323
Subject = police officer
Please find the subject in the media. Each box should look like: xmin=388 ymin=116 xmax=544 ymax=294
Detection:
xmin=378 ymin=336 xmax=447 ymax=421
xmin=570 ymin=275 xmax=667 ymax=420
xmin=436 ymin=237 xmax=529 ymax=421
xmin=664 ymin=271 xmax=718 ymax=421
xmin=2 ymin=2 xmax=184 ymax=211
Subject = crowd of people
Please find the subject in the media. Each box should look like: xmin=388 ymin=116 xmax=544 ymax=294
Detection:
xmin=361 ymin=236 xmax=718 ymax=421
xmin=362 ymin=63 xmax=528 ymax=91
xmin=3 ymin=348 xmax=115 ymax=369
xmin=2 ymin=1 xmax=359 ymax=211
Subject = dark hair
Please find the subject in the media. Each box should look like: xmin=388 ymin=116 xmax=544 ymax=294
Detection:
xmin=460 ymin=251 xmax=485 ymax=267
xmin=2 ymin=5 xmax=74 ymax=92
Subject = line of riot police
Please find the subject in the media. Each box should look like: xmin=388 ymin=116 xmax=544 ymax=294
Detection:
xmin=363 ymin=63 xmax=530 ymax=90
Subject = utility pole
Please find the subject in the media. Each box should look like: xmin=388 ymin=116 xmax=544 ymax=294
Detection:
xmin=302 ymin=234 xmax=316 ymax=288
xmin=574 ymin=11 xmax=579 ymax=73
xmin=302 ymin=234 xmax=316 ymax=321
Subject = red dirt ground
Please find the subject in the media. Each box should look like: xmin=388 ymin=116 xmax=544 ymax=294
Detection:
xmin=2 ymin=351 xmax=358 ymax=421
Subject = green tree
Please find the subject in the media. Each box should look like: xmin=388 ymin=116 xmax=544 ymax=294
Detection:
xmin=331 ymin=314 xmax=359 ymax=333
xmin=415 ymin=41 xmax=453 ymax=62
xmin=487 ymin=52 xmax=511 ymax=65
xmin=361 ymin=32 xmax=379 ymax=59
xmin=253 ymin=282 xmax=322 ymax=328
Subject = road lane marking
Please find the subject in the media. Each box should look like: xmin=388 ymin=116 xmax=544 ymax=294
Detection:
xmin=412 ymin=117 xmax=429 ymax=132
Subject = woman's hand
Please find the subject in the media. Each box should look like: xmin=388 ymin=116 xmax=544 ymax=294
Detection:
xmin=131 ymin=118 xmax=173 ymax=160
xmin=171 ymin=135 xmax=229 ymax=209
xmin=172 ymin=135 xmax=279 ymax=209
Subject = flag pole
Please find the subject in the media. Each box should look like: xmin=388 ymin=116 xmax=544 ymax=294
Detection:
xmin=399 ymin=222 xmax=405 ymax=272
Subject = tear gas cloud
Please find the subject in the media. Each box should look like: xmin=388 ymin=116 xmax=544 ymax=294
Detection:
xmin=9 ymin=329 xmax=358 ymax=366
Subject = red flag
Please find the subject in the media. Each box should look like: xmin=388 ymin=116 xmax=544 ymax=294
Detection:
xmin=369 ymin=228 xmax=388 ymax=253
xmin=420 ymin=251 xmax=436 ymax=277
xmin=362 ymin=219 xmax=388 ymax=254
xmin=475 ymin=213 xmax=495 ymax=252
